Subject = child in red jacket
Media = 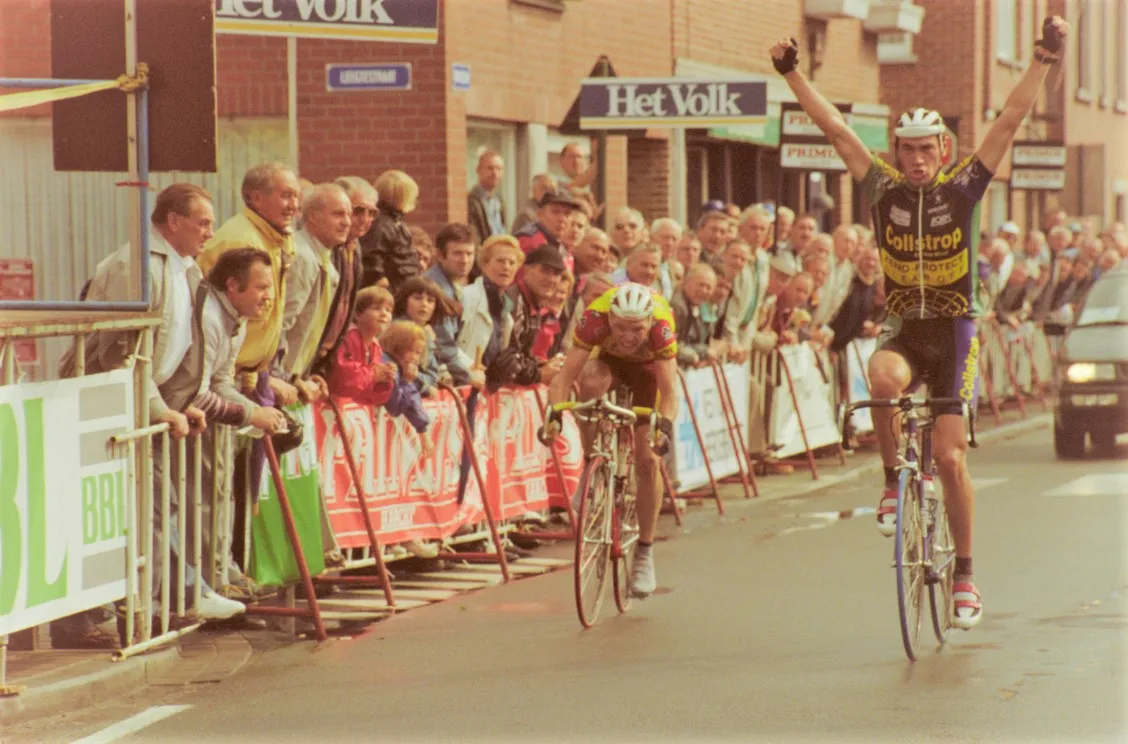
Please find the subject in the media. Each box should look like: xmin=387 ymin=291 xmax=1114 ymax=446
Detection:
xmin=327 ymin=286 xmax=398 ymax=405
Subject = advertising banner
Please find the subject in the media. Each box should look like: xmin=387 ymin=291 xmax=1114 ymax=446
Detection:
xmin=0 ymin=370 xmax=134 ymax=634
xmin=770 ymin=345 xmax=840 ymax=459
xmin=580 ymin=78 xmax=767 ymax=129
xmin=846 ymin=338 xmax=877 ymax=434
xmin=672 ymin=364 xmax=750 ymax=492
xmin=215 ymin=0 xmax=439 ymax=43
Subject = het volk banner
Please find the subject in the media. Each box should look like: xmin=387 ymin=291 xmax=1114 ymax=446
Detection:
xmin=0 ymin=370 xmax=134 ymax=635
xmin=314 ymin=386 xmax=583 ymax=551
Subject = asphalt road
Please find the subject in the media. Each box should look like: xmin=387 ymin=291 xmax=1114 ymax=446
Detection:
xmin=12 ymin=428 xmax=1128 ymax=743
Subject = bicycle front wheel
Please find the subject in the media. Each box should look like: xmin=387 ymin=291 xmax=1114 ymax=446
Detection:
xmin=612 ymin=470 xmax=640 ymax=614
xmin=574 ymin=456 xmax=613 ymax=629
xmin=928 ymin=495 xmax=955 ymax=644
xmin=894 ymin=469 xmax=925 ymax=661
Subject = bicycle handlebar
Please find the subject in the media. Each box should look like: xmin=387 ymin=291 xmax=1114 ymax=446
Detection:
xmin=550 ymin=397 xmax=654 ymax=426
xmin=840 ymin=396 xmax=978 ymax=450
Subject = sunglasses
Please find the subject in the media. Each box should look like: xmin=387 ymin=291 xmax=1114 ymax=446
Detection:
xmin=615 ymin=222 xmax=642 ymax=230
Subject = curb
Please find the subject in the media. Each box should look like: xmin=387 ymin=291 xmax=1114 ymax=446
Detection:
xmin=0 ymin=646 xmax=181 ymax=726
xmin=717 ymin=413 xmax=1053 ymax=509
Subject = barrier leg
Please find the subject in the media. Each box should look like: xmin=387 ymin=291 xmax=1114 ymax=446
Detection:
xmin=977 ymin=330 xmax=1005 ymax=426
xmin=710 ymin=361 xmax=758 ymax=499
xmin=992 ymin=324 xmax=1028 ymax=418
xmin=436 ymin=385 xmax=511 ymax=583
xmin=244 ymin=438 xmax=327 ymax=642
xmin=676 ymin=369 xmax=725 ymax=514
xmin=322 ymin=398 xmax=396 ymax=609
xmin=777 ymin=352 xmax=819 ymax=481
xmin=1021 ymin=335 xmax=1051 ymax=411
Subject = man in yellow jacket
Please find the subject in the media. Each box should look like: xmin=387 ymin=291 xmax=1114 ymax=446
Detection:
xmin=195 ymin=162 xmax=301 ymax=603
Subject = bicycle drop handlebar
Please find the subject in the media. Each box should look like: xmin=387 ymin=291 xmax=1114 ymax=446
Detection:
xmin=840 ymin=396 xmax=978 ymax=450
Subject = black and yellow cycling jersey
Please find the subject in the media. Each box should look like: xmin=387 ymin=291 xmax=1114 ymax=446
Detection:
xmin=862 ymin=154 xmax=994 ymax=320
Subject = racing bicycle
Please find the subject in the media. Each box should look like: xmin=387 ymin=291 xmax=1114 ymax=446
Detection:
xmin=544 ymin=393 xmax=657 ymax=629
xmin=841 ymin=394 xmax=977 ymax=661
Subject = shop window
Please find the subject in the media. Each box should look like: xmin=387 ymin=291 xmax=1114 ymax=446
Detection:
xmin=467 ymin=120 xmax=518 ymax=220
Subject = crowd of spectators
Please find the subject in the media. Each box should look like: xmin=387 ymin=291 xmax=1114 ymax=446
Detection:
xmin=46 ymin=145 xmax=1125 ymax=648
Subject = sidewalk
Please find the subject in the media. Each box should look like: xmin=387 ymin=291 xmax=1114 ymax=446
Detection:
xmin=0 ymin=403 xmax=1050 ymax=726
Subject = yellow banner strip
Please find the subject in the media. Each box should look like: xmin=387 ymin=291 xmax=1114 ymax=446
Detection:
xmin=0 ymin=79 xmax=121 ymax=113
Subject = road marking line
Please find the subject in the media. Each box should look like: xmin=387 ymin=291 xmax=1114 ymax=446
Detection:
xmin=973 ymin=477 xmax=1009 ymax=492
xmin=1043 ymin=473 xmax=1128 ymax=497
xmin=71 ymin=705 xmax=192 ymax=744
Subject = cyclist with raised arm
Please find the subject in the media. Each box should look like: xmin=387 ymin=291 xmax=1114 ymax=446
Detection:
xmin=770 ymin=16 xmax=1068 ymax=630
xmin=542 ymin=283 xmax=679 ymax=598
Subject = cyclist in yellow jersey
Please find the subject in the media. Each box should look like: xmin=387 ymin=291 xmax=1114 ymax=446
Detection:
xmin=770 ymin=16 xmax=1068 ymax=630
xmin=542 ymin=283 xmax=679 ymax=598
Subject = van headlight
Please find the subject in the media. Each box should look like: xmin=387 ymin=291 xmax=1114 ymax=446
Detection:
xmin=1065 ymin=363 xmax=1116 ymax=383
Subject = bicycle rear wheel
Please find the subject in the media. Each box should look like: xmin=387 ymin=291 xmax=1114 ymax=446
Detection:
xmin=894 ymin=469 xmax=925 ymax=661
xmin=612 ymin=470 xmax=640 ymax=614
xmin=574 ymin=455 xmax=613 ymax=628
xmin=928 ymin=495 xmax=955 ymax=644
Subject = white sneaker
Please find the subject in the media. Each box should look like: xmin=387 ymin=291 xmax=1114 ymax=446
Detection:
xmin=404 ymin=539 xmax=440 ymax=559
xmin=198 ymin=590 xmax=246 ymax=620
xmin=629 ymin=549 xmax=656 ymax=598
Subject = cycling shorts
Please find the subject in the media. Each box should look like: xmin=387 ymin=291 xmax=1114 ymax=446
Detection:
xmin=597 ymin=354 xmax=658 ymax=418
xmin=877 ymin=317 xmax=980 ymax=416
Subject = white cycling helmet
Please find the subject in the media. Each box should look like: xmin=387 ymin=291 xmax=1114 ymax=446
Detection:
xmin=609 ymin=282 xmax=654 ymax=321
xmin=894 ymin=107 xmax=945 ymax=138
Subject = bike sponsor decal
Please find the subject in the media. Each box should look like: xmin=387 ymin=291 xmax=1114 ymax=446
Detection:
xmin=930 ymin=213 xmax=953 ymax=228
xmin=960 ymin=337 xmax=980 ymax=402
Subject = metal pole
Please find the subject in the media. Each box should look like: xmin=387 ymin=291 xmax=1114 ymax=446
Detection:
xmin=0 ymin=342 xmax=14 ymax=695
xmin=595 ymin=56 xmax=610 ymax=231
xmin=123 ymin=0 xmax=142 ymax=305
xmin=287 ymin=37 xmax=299 ymax=172
xmin=777 ymin=350 xmax=820 ymax=480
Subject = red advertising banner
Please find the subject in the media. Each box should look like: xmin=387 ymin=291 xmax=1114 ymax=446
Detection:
xmin=0 ymin=258 xmax=38 ymax=363
xmin=314 ymin=385 xmax=583 ymax=548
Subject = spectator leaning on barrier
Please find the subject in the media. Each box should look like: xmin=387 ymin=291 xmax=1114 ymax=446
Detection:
xmin=774 ymin=204 xmax=795 ymax=249
xmin=1023 ymin=229 xmax=1049 ymax=268
xmin=360 ymin=169 xmax=421 ymax=289
xmin=671 ymin=263 xmax=719 ymax=368
xmin=280 ymin=183 xmax=353 ymax=402
xmin=380 ymin=320 xmax=434 ymax=460
xmin=491 ymin=245 xmax=569 ymax=390
xmin=650 ymin=217 xmax=683 ymax=299
xmin=511 ymin=173 xmax=558 ymax=235
xmin=998 ymin=220 xmax=1021 ymax=252
xmin=54 ymin=183 xmax=215 ymax=648
xmin=313 ymin=176 xmax=371 ymax=373
xmin=573 ymin=226 xmax=611 ymax=278
xmin=992 ymin=260 xmax=1033 ymax=329
xmin=610 ymin=207 xmax=646 ymax=261
xmin=183 ymin=248 xmax=289 ymax=606
xmin=775 ymin=213 xmax=816 ymax=274
xmin=817 ymin=224 xmax=858 ymax=327
xmin=675 ymin=231 xmax=703 ymax=270
xmin=532 ymin=270 xmax=579 ymax=361
xmin=426 ymin=223 xmax=481 ymax=388
xmin=467 ymin=150 xmax=507 ymax=244
xmin=711 ymin=240 xmax=755 ymax=363
xmin=394 ymin=276 xmax=459 ymax=397
xmin=197 ymin=162 xmax=301 ymax=406
xmin=327 ymin=285 xmax=396 ymax=405
xmin=828 ymin=245 xmax=882 ymax=354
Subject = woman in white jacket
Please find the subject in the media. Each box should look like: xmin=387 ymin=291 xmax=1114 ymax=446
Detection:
xmin=456 ymin=235 xmax=524 ymax=388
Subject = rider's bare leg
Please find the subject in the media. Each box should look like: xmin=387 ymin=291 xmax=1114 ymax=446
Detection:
xmin=932 ymin=414 xmax=974 ymax=560
xmin=867 ymin=350 xmax=913 ymax=472
xmin=633 ymin=426 xmax=661 ymax=545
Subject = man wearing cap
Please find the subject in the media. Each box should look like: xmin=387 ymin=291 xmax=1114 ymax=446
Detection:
xmin=998 ymin=221 xmax=1021 ymax=252
xmin=514 ymin=188 xmax=581 ymax=273
xmin=489 ymin=245 xmax=569 ymax=389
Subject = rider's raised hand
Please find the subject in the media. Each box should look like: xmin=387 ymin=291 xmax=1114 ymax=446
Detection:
xmin=769 ymin=37 xmax=800 ymax=76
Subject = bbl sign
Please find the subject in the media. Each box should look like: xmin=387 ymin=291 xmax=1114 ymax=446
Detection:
xmin=0 ymin=370 xmax=134 ymax=635
xmin=579 ymin=78 xmax=768 ymax=129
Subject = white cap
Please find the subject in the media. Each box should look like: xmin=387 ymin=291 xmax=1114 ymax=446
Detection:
xmin=1000 ymin=221 xmax=1020 ymax=236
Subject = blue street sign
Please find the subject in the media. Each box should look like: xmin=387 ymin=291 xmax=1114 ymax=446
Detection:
xmin=326 ymin=63 xmax=412 ymax=92
xmin=452 ymin=63 xmax=471 ymax=91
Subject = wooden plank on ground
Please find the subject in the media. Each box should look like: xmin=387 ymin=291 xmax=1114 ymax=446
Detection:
xmin=394 ymin=580 xmax=487 ymax=591
xmin=416 ymin=572 xmax=504 ymax=585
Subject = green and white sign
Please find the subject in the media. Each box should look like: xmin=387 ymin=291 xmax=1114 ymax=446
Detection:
xmin=0 ymin=369 xmax=134 ymax=635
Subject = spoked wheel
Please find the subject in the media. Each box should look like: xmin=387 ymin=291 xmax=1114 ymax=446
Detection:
xmin=928 ymin=497 xmax=955 ymax=644
xmin=894 ymin=471 xmax=925 ymax=661
xmin=574 ymin=456 xmax=613 ymax=629
xmin=612 ymin=471 xmax=640 ymax=614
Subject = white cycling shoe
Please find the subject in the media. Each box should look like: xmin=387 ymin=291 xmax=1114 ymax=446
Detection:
xmin=876 ymin=488 xmax=898 ymax=537
xmin=629 ymin=548 xmax=656 ymax=598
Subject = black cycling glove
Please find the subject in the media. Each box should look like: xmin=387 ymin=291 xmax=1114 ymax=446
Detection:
xmin=653 ymin=416 xmax=674 ymax=457
xmin=772 ymin=38 xmax=800 ymax=76
xmin=1036 ymin=17 xmax=1064 ymax=59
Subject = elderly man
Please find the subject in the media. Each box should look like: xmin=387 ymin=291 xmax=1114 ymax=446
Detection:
xmin=738 ymin=205 xmax=773 ymax=253
xmin=425 ymin=223 xmax=483 ymax=388
xmin=775 ymin=205 xmax=795 ymax=248
xmin=993 ymin=261 xmax=1033 ymax=329
xmin=492 ymin=245 xmax=569 ymax=388
xmin=560 ymin=142 xmax=597 ymax=192
xmin=56 ymin=184 xmax=216 ymax=646
xmin=776 ymin=213 xmax=816 ymax=274
xmin=670 ymin=263 xmax=719 ymax=368
xmin=815 ymin=224 xmax=858 ymax=327
xmin=279 ymin=183 xmax=352 ymax=400
xmin=467 ymin=151 xmax=507 ymax=244
xmin=696 ymin=210 xmax=731 ymax=263
xmin=1023 ymin=229 xmax=1049 ymax=268
xmin=649 ymin=217 xmax=683 ymax=298
xmin=511 ymin=173 xmax=558 ymax=234
xmin=715 ymin=240 xmax=770 ymax=362
xmin=610 ymin=207 xmax=646 ymax=259
xmin=573 ymin=227 xmax=612 ymax=277
xmin=515 ymin=188 xmax=581 ymax=270
xmin=612 ymin=243 xmax=663 ymax=291
xmin=311 ymin=176 xmax=370 ymax=372
xmin=998 ymin=221 xmax=1021 ymax=251
xmin=828 ymin=245 xmax=881 ymax=354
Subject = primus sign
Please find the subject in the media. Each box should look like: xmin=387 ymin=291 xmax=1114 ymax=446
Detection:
xmin=0 ymin=370 xmax=134 ymax=635
xmin=579 ymin=78 xmax=767 ymax=129
xmin=215 ymin=0 xmax=439 ymax=43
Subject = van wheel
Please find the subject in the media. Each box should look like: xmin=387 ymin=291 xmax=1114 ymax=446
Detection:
xmin=1054 ymin=421 xmax=1085 ymax=460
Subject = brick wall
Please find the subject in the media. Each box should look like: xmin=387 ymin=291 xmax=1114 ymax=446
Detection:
xmin=216 ymin=36 xmax=288 ymax=118
xmin=627 ymin=138 xmax=671 ymax=222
